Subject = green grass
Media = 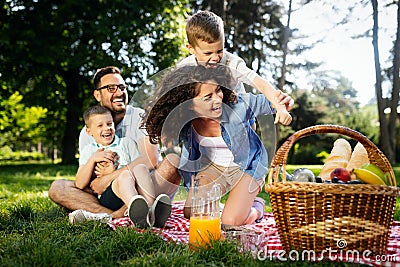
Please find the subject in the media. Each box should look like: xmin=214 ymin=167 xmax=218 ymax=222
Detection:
xmin=1 ymin=163 xmax=395 ymax=266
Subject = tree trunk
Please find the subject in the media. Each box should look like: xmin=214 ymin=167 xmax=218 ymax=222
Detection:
xmin=276 ymin=0 xmax=293 ymax=143
xmin=389 ymin=0 xmax=400 ymax=164
xmin=208 ymin=0 xmax=225 ymax=19
xmin=61 ymin=70 xmax=82 ymax=165
xmin=371 ymin=0 xmax=394 ymax=163
xmin=278 ymin=0 xmax=292 ymax=91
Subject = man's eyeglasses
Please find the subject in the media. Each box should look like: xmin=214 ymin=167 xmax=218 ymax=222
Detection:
xmin=96 ymin=84 xmax=128 ymax=93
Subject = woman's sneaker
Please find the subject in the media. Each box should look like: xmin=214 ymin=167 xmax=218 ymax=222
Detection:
xmin=69 ymin=210 xmax=112 ymax=224
xmin=127 ymin=195 xmax=151 ymax=229
xmin=149 ymin=194 xmax=172 ymax=228
xmin=252 ymin=197 xmax=265 ymax=223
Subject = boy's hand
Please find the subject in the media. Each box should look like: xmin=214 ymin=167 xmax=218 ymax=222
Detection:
xmin=91 ymin=148 xmax=116 ymax=164
xmin=275 ymin=90 xmax=294 ymax=111
xmin=274 ymin=107 xmax=292 ymax=125
xmin=94 ymin=161 xmax=116 ymax=178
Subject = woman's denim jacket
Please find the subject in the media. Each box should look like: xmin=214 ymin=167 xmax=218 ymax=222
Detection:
xmin=178 ymin=93 xmax=275 ymax=189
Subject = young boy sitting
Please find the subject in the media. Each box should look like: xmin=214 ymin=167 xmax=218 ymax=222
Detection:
xmin=70 ymin=105 xmax=171 ymax=228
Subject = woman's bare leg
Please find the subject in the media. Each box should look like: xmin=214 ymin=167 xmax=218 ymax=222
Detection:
xmin=221 ymin=174 xmax=261 ymax=226
xmin=129 ymin=164 xmax=156 ymax=205
xmin=111 ymin=169 xmax=139 ymax=205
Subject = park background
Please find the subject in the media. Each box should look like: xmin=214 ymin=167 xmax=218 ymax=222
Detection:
xmin=1 ymin=1 xmax=400 ymax=266
xmin=1 ymin=0 xmax=399 ymax=166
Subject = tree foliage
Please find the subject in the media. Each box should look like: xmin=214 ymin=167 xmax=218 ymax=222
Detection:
xmin=0 ymin=91 xmax=47 ymax=149
xmin=282 ymin=70 xmax=380 ymax=164
xmin=0 ymin=0 xmax=397 ymax=165
xmin=0 ymin=0 xmax=189 ymax=163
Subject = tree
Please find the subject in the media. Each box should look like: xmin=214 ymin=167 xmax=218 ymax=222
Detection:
xmin=0 ymin=91 xmax=47 ymax=149
xmin=198 ymin=0 xmax=225 ymax=17
xmin=284 ymin=68 xmax=380 ymax=164
xmin=388 ymin=0 xmax=400 ymax=163
xmin=283 ymin=0 xmax=398 ymax=163
xmin=1 ymin=0 xmax=189 ymax=164
xmin=278 ymin=0 xmax=292 ymax=91
xmin=371 ymin=0 xmax=398 ymax=163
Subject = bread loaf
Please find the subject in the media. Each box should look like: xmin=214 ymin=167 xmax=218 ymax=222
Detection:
xmin=319 ymin=138 xmax=352 ymax=180
xmin=346 ymin=142 xmax=369 ymax=180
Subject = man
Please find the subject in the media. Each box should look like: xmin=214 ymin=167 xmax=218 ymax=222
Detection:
xmin=48 ymin=66 xmax=181 ymax=222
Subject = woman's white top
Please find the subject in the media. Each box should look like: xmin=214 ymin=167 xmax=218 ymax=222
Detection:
xmin=193 ymin=126 xmax=238 ymax=167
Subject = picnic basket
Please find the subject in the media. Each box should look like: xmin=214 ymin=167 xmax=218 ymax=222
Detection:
xmin=265 ymin=124 xmax=398 ymax=255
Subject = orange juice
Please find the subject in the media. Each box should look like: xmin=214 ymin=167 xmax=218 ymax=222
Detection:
xmin=189 ymin=216 xmax=221 ymax=247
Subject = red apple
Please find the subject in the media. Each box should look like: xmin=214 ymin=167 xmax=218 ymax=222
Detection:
xmin=330 ymin=168 xmax=351 ymax=182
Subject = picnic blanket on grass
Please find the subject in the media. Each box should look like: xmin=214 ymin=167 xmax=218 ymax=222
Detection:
xmin=108 ymin=201 xmax=400 ymax=266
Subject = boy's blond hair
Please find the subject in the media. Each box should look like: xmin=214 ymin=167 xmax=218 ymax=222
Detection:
xmin=186 ymin=10 xmax=224 ymax=47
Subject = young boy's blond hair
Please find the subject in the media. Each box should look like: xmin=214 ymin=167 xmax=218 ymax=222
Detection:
xmin=186 ymin=10 xmax=224 ymax=46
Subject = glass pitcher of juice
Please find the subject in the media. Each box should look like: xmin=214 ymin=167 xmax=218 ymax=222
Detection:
xmin=188 ymin=176 xmax=222 ymax=248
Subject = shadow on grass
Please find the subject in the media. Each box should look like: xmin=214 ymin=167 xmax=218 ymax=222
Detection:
xmin=0 ymin=163 xmax=77 ymax=177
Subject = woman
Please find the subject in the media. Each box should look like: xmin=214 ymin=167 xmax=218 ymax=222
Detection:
xmin=141 ymin=64 xmax=290 ymax=226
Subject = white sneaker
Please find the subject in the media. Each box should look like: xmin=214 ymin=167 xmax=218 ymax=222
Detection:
xmin=127 ymin=195 xmax=151 ymax=229
xmin=68 ymin=210 xmax=112 ymax=224
xmin=149 ymin=194 xmax=171 ymax=228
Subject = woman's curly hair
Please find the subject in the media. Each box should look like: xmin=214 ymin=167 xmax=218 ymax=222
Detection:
xmin=141 ymin=64 xmax=238 ymax=145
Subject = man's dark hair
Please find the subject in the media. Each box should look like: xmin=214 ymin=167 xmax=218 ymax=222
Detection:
xmin=93 ymin=66 xmax=121 ymax=90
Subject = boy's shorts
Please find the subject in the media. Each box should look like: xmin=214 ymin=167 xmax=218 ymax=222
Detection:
xmin=99 ymin=184 xmax=124 ymax=211
xmin=98 ymin=169 xmax=178 ymax=211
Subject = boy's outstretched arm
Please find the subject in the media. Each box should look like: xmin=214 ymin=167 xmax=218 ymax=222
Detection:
xmin=251 ymin=75 xmax=293 ymax=125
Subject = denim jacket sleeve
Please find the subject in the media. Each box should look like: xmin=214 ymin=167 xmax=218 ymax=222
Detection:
xmin=220 ymin=93 xmax=273 ymax=181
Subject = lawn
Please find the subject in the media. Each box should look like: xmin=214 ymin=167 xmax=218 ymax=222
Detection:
xmin=1 ymin=162 xmax=398 ymax=266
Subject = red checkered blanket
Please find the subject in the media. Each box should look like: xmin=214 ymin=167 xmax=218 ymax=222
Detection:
xmin=109 ymin=201 xmax=400 ymax=266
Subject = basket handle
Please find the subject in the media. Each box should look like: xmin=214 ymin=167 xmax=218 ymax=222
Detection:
xmin=267 ymin=124 xmax=396 ymax=186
